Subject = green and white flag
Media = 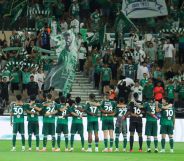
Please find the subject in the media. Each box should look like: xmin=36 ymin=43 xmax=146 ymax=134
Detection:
xmin=122 ymin=0 xmax=168 ymax=18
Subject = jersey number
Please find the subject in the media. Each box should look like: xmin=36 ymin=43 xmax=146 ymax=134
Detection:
xmin=166 ymin=109 xmax=173 ymax=120
xmin=90 ymin=106 xmax=97 ymax=113
xmin=105 ymin=105 xmax=113 ymax=112
xmin=133 ymin=107 xmax=141 ymax=115
xmin=13 ymin=107 xmax=23 ymax=115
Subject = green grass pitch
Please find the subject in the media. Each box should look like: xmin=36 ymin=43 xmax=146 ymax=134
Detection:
xmin=0 ymin=141 xmax=184 ymax=161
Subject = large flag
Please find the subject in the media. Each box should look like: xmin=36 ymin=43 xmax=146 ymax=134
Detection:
xmin=122 ymin=0 xmax=168 ymax=18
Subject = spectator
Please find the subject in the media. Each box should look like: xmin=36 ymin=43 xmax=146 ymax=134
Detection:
xmin=60 ymin=17 xmax=68 ymax=33
xmin=27 ymin=75 xmax=39 ymax=97
xmin=132 ymin=81 xmax=143 ymax=102
xmin=143 ymin=78 xmax=154 ymax=101
xmin=22 ymin=67 xmax=31 ymax=92
xmin=34 ymin=68 xmax=45 ymax=93
xmin=78 ymin=43 xmax=87 ymax=72
xmin=1 ymin=77 xmax=9 ymax=105
xmin=137 ymin=62 xmax=150 ymax=80
xmin=163 ymin=39 xmax=175 ymax=68
xmin=121 ymin=58 xmax=135 ymax=80
xmin=70 ymin=16 xmax=80 ymax=34
xmin=153 ymin=82 xmax=164 ymax=103
xmin=100 ymin=63 xmax=112 ymax=94
xmin=10 ymin=67 xmax=20 ymax=94
xmin=94 ymin=58 xmax=101 ymax=89
xmin=166 ymin=80 xmax=175 ymax=103
xmin=41 ymin=26 xmax=50 ymax=52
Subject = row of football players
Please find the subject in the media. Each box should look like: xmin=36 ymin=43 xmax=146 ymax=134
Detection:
xmin=10 ymin=93 xmax=175 ymax=153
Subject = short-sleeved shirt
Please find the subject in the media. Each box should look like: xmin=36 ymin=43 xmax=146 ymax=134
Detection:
xmin=166 ymin=85 xmax=175 ymax=99
xmin=129 ymin=101 xmax=144 ymax=123
xmin=144 ymin=101 xmax=159 ymax=122
xmin=56 ymin=103 xmax=69 ymax=125
xmin=25 ymin=103 xmax=41 ymax=122
xmin=160 ymin=106 xmax=175 ymax=126
xmin=42 ymin=101 xmax=57 ymax=123
xmin=100 ymin=100 xmax=116 ymax=121
xmin=85 ymin=102 xmax=99 ymax=122
xmin=68 ymin=104 xmax=84 ymax=124
xmin=11 ymin=103 xmax=26 ymax=123
xmin=101 ymin=67 xmax=112 ymax=81
xmin=11 ymin=72 xmax=20 ymax=83
xmin=115 ymin=106 xmax=128 ymax=117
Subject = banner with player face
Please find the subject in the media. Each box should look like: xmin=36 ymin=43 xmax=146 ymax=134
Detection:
xmin=122 ymin=0 xmax=168 ymax=18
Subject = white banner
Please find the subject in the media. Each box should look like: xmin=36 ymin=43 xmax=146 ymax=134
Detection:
xmin=122 ymin=0 xmax=168 ymax=18
xmin=0 ymin=116 xmax=184 ymax=142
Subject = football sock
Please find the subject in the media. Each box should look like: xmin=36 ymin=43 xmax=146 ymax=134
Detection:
xmin=95 ymin=138 xmax=99 ymax=147
xmin=130 ymin=136 xmax=134 ymax=150
xmin=123 ymin=135 xmax=127 ymax=149
xmin=154 ymin=138 xmax=158 ymax=148
xmin=70 ymin=134 xmax=75 ymax=148
xmin=28 ymin=134 xmax=32 ymax=148
xmin=169 ymin=137 xmax=174 ymax=149
xmin=110 ymin=138 xmax=114 ymax=148
xmin=21 ymin=134 xmax=25 ymax=146
xmin=36 ymin=135 xmax=39 ymax=148
xmin=52 ymin=136 xmax=56 ymax=148
xmin=147 ymin=138 xmax=151 ymax=149
xmin=104 ymin=139 xmax=108 ymax=148
xmin=88 ymin=143 xmax=92 ymax=148
xmin=139 ymin=136 xmax=143 ymax=150
xmin=43 ymin=136 xmax=47 ymax=148
xmin=115 ymin=134 xmax=119 ymax=148
xmin=161 ymin=138 xmax=165 ymax=149
xmin=64 ymin=134 xmax=69 ymax=148
xmin=12 ymin=134 xmax=16 ymax=147
xmin=57 ymin=134 xmax=61 ymax=148
xmin=80 ymin=134 xmax=84 ymax=148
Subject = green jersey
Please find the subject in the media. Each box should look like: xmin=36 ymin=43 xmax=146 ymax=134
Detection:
xmin=166 ymin=85 xmax=175 ymax=99
xmin=85 ymin=102 xmax=99 ymax=122
xmin=11 ymin=103 xmax=26 ymax=123
xmin=11 ymin=72 xmax=20 ymax=83
xmin=101 ymin=67 xmax=112 ymax=81
xmin=56 ymin=103 xmax=69 ymax=125
xmin=143 ymin=83 xmax=154 ymax=99
xmin=22 ymin=71 xmax=30 ymax=84
xmin=100 ymin=100 xmax=116 ymax=121
xmin=68 ymin=104 xmax=84 ymax=124
xmin=140 ymin=78 xmax=148 ymax=88
xmin=160 ymin=106 xmax=175 ymax=126
xmin=144 ymin=102 xmax=158 ymax=122
xmin=176 ymin=84 xmax=184 ymax=99
xmin=25 ymin=103 xmax=41 ymax=122
xmin=42 ymin=101 xmax=57 ymax=123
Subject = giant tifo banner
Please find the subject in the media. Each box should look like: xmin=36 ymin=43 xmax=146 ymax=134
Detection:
xmin=122 ymin=0 xmax=168 ymax=18
xmin=0 ymin=116 xmax=184 ymax=142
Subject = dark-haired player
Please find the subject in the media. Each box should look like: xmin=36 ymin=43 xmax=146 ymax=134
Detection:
xmin=25 ymin=95 xmax=41 ymax=151
xmin=55 ymin=96 xmax=70 ymax=152
xmin=68 ymin=97 xmax=85 ymax=152
xmin=114 ymin=97 xmax=128 ymax=152
xmin=10 ymin=95 xmax=26 ymax=151
xmin=85 ymin=94 xmax=100 ymax=152
xmin=128 ymin=93 xmax=144 ymax=152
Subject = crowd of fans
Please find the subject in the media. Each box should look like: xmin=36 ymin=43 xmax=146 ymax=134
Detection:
xmin=0 ymin=0 xmax=184 ymax=115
